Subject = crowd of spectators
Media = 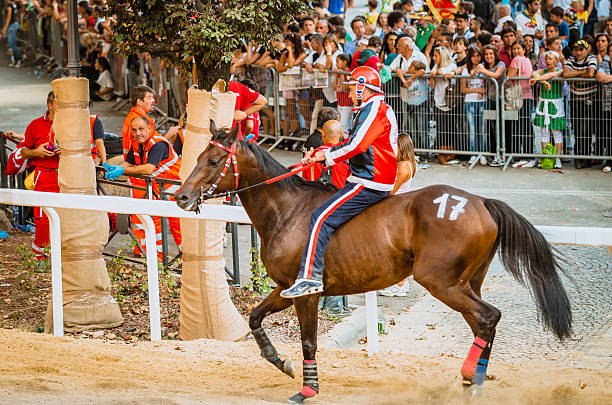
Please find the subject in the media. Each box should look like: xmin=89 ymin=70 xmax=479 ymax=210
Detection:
xmin=2 ymin=0 xmax=612 ymax=170
xmin=229 ymin=0 xmax=612 ymax=170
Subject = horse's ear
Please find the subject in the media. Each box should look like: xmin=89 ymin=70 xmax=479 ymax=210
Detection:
xmin=227 ymin=122 xmax=239 ymax=144
xmin=209 ymin=119 xmax=217 ymax=135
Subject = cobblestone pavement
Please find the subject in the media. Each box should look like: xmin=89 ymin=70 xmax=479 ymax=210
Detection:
xmin=379 ymin=245 xmax=612 ymax=370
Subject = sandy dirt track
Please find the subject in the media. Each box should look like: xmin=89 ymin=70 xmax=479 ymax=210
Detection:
xmin=0 ymin=329 xmax=610 ymax=404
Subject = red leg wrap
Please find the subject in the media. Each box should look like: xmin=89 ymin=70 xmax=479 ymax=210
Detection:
xmin=461 ymin=337 xmax=487 ymax=379
xmin=300 ymin=385 xmax=318 ymax=398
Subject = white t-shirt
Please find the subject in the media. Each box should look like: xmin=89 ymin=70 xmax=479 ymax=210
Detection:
xmin=314 ymin=49 xmax=343 ymax=102
xmin=461 ymin=67 xmax=485 ymax=103
xmin=514 ymin=11 xmax=544 ymax=36
xmin=96 ymin=70 xmax=114 ymax=101
xmin=433 ymin=63 xmax=457 ymax=110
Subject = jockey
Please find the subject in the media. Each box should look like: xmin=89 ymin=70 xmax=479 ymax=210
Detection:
xmin=281 ymin=66 xmax=398 ymax=298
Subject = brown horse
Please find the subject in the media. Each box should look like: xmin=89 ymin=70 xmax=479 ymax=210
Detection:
xmin=175 ymin=123 xmax=572 ymax=404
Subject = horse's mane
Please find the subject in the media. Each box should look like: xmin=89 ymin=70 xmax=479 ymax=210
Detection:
xmin=242 ymin=141 xmax=338 ymax=194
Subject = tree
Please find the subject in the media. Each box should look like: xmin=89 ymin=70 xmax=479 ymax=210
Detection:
xmin=106 ymin=0 xmax=309 ymax=89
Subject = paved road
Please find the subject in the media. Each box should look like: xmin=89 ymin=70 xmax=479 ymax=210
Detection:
xmin=379 ymin=246 xmax=612 ymax=370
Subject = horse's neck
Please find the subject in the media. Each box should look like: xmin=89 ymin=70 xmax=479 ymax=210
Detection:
xmin=236 ymin=148 xmax=300 ymax=241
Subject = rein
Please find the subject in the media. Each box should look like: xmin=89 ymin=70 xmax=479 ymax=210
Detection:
xmin=199 ymin=141 xmax=316 ymax=201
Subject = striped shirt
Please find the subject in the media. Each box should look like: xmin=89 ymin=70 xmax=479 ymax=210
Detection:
xmin=565 ymin=54 xmax=598 ymax=96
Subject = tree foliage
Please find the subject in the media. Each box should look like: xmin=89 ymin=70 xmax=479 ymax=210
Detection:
xmin=106 ymin=0 xmax=309 ymax=87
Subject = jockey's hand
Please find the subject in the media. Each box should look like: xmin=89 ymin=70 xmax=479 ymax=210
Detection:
xmin=303 ymin=149 xmax=326 ymax=164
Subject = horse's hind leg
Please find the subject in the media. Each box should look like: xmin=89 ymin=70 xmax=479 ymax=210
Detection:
xmin=249 ymin=286 xmax=295 ymax=378
xmin=413 ymin=260 xmax=501 ymax=393
xmin=288 ymin=294 xmax=320 ymax=404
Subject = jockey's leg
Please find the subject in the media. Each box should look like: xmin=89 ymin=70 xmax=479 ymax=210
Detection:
xmin=281 ymin=182 xmax=388 ymax=298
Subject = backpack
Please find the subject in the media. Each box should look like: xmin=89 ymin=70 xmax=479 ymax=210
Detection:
xmin=540 ymin=143 xmax=555 ymax=170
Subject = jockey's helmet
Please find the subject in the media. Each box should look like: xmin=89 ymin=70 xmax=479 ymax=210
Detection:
xmin=344 ymin=66 xmax=383 ymax=99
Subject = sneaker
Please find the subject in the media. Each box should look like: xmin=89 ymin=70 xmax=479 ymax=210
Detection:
xmin=489 ymin=158 xmax=505 ymax=167
xmin=468 ymin=156 xmax=477 ymax=165
xmin=603 ymin=166 xmax=611 ymax=173
xmin=512 ymin=160 xmax=529 ymax=168
xmin=280 ymin=279 xmax=324 ymax=298
xmin=523 ymin=159 xmax=537 ymax=168
xmin=479 ymin=156 xmax=487 ymax=166
xmin=554 ymin=158 xmax=562 ymax=169
xmin=10 ymin=60 xmax=21 ymax=68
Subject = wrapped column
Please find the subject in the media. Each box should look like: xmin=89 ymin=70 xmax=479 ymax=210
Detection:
xmin=44 ymin=77 xmax=123 ymax=333
xmin=178 ymin=82 xmax=249 ymax=341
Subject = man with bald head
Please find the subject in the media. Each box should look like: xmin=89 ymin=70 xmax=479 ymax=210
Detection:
xmin=303 ymin=119 xmax=350 ymax=189
xmin=105 ymin=116 xmax=182 ymax=258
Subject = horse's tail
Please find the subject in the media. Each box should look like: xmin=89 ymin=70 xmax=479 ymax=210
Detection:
xmin=484 ymin=198 xmax=572 ymax=341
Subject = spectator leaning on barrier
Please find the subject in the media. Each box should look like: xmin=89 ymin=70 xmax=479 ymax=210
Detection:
xmin=314 ymin=34 xmax=344 ymax=107
xmin=461 ymin=45 xmax=487 ymax=165
xmin=507 ymin=39 xmax=534 ymax=156
xmin=530 ymin=50 xmax=566 ymax=169
xmin=106 ymin=116 xmax=182 ymax=259
xmin=333 ymin=54 xmax=354 ymax=131
xmin=564 ymin=39 xmax=597 ymax=169
xmin=431 ymin=46 xmax=458 ymax=164
xmin=596 ymin=42 xmax=612 ymax=173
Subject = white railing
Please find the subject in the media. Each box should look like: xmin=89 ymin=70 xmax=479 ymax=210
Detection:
xmin=2 ymin=188 xmax=611 ymax=353
xmin=0 ymin=189 xmax=251 ymax=341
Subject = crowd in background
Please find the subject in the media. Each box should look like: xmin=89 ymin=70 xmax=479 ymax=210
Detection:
xmin=229 ymin=0 xmax=612 ymax=170
xmin=2 ymin=0 xmax=612 ymax=170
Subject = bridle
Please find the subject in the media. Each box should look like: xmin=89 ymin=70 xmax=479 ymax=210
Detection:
xmin=195 ymin=140 xmax=317 ymax=203
xmin=201 ymin=140 xmax=239 ymax=199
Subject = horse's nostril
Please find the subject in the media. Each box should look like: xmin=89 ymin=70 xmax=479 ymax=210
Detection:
xmin=175 ymin=193 xmax=189 ymax=204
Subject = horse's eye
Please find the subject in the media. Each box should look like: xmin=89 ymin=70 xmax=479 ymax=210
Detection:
xmin=208 ymin=159 xmax=219 ymax=166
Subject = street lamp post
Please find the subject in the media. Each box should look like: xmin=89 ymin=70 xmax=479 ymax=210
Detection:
xmin=65 ymin=0 xmax=81 ymax=77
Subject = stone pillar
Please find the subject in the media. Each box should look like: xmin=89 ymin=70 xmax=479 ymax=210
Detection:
xmin=178 ymin=81 xmax=250 ymax=341
xmin=44 ymin=77 xmax=123 ymax=333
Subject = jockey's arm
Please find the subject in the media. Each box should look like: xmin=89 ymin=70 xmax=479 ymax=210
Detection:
xmin=323 ymin=112 xmax=379 ymax=166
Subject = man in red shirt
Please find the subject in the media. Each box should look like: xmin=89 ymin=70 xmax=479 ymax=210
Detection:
xmin=499 ymin=28 xmax=517 ymax=68
xmin=302 ymin=120 xmax=350 ymax=189
xmin=13 ymin=92 xmax=60 ymax=260
xmin=228 ymin=80 xmax=267 ymax=138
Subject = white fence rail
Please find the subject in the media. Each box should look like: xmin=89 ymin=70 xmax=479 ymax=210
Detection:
xmin=1 ymin=189 xmax=610 ymax=353
xmin=0 ymin=189 xmax=250 ymax=341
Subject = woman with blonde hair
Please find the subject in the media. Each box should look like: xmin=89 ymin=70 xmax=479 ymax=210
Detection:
xmin=380 ymin=133 xmax=416 ymax=297
xmin=431 ymin=46 xmax=458 ymax=164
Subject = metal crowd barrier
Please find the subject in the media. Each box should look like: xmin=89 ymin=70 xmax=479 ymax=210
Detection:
xmin=265 ymin=68 xmax=612 ymax=168
xmin=501 ymin=76 xmax=611 ymax=169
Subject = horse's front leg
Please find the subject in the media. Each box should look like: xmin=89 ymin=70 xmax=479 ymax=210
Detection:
xmin=249 ymin=286 xmax=295 ymax=378
xmin=288 ymin=294 xmax=321 ymax=404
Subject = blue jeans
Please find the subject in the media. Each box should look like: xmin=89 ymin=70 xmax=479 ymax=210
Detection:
xmin=465 ymin=101 xmax=486 ymax=152
xmin=7 ymin=22 xmax=21 ymax=62
xmin=298 ymin=182 xmax=389 ymax=281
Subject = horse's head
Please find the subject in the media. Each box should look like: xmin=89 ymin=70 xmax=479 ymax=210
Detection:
xmin=175 ymin=120 xmax=240 ymax=211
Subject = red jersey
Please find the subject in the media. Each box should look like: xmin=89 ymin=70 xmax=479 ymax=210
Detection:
xmin=228 ymin=81 xmax=260 ymax=135
xmin=18 ymin=113 xmax=59 ymax=170
xmin=303 ymin=143 xmax=351 ymax=189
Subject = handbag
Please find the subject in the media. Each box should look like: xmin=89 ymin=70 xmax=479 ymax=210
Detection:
xmin=444 ymin=79 xmax=458 ymax=110
xmin=505 ymin=60 xmax=524 ymax=111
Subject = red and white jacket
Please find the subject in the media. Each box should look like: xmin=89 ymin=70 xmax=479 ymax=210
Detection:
xmin=323 ymin=94 xmax=398 ymax=191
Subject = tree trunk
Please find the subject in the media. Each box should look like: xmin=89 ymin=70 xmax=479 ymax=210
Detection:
xmin=195 ymin=60 xmax=231 ymax=90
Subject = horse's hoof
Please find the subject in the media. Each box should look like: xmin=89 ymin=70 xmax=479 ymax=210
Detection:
xmin=283 ymin=359 xmax=295 ymax=379
xmin=287 ymin=386 xmax=317 ymax=404
xmin=287 ymin=392 xmax=307 ymax=404
xmin=465 ymin=383 xmax=483 ymax=397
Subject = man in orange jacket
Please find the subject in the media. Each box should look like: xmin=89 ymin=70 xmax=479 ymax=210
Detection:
xmin=120 ymin=86 xmax=180 ymax=255
xmin=107 ymin=116 xmax=182 ymax=258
